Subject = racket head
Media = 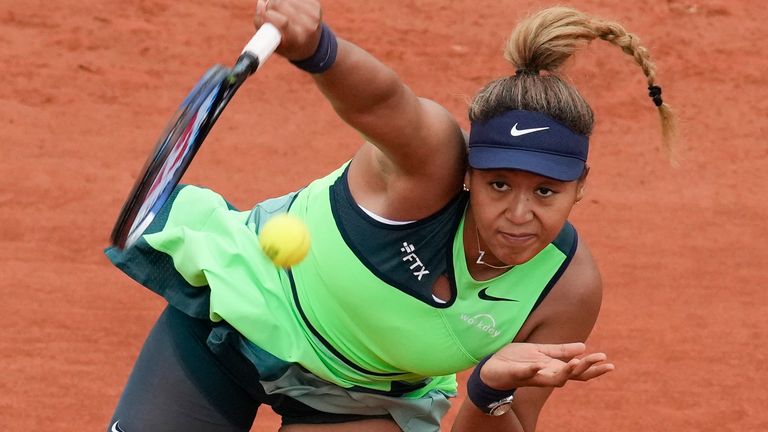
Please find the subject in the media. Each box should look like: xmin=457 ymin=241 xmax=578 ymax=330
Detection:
xmin=110 ymin=65 xmax=232 ymax=249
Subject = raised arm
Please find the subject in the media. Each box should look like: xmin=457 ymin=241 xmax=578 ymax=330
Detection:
xmin=254 ymin=0 xmax=466 ymax=219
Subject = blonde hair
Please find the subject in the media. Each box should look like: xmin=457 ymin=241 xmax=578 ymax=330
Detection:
xmin=469 ymin=6 xmax=676 ymax=160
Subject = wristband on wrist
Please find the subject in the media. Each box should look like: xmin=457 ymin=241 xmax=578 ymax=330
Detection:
xmin=290 ymin=23 xmax=338 ymax=74
xmin=467 ymin=355 xmax=517 ymax=416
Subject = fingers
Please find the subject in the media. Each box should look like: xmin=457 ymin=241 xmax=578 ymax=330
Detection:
xmin=256 ymin=0 xmax=292 ymax=31
xmin=253 ymin=0 xmax=323 ymax=60
xmin=571 ymin=358 xmax=615 ymax=382
xmin=568 ymin=352 xmax=606 ymax=376
xmin=256 ymin=0 xmax=319 ymax=28
xmin=561 ymin=351 xmax=615 ymax=382
xmin=254 ymin=0 xmax=272 ymax=26
xmin=255 ymin=0 xmax=266 ymax=18
xmin=534 ymin=358 xmax=579 ymax=387
xmin=514 ymin=362 xmax=545 ymax=381
xmin=529 ymin=347 xmax=613 ymax=387
xmin=535 ymin=342 xmax=586 ymax=360
xmin=482 ymin=343 xmax=613 ymax=390
xmin=479 ymin=357 xmax=542 ymax=390
xmin=292 ymin=0 xmax=322 ymax=21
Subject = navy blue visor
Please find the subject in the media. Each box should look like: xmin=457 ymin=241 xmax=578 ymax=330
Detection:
xmin=468 ymin=110 xmax=589 ymax=181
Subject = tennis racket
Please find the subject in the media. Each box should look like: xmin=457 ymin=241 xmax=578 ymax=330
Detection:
xmin=110 ymin=24 xmax=282 ymax=249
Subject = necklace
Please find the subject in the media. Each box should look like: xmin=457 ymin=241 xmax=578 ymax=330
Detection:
xmin=475 ymin=228 xmax=515 ymax=270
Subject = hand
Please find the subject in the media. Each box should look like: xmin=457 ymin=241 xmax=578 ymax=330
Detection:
xmin=254 ymin=0 xmax=323 ymax=61
xmin=479 ymin=342 xmax=614 ymax=390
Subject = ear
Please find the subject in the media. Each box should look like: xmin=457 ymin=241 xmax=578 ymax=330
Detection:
xmin=576 ymin=183 xmax=586 ymax=202
xmin=463 ymin=169 xmax=472 ymax=191
xmin=575 ymin=166 xmax=590 ymax=202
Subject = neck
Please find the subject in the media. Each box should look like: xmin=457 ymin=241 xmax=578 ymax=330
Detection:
xmin=463 ymin=208 xmax=514 ymax=279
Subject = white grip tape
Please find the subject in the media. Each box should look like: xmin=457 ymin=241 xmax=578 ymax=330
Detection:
xmin=242 ymin=23 xmax=282 ymax=69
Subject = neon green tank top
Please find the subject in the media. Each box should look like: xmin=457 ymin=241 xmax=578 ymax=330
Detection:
xmin=286 ymin=165 xmax=576 ymax=392
xmin=112 ymin=164 xmax=576 ymax=396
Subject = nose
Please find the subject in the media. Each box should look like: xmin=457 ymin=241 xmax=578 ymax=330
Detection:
xmin=504 ymin=194 xmax=534 ymax=224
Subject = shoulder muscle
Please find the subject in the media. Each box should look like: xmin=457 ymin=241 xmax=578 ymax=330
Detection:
xmin=518 ymin=238 xmax=603 ymax=344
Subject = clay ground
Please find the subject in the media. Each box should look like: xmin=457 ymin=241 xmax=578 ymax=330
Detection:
xmin=1 ymin=0 xmax=766 ymax=430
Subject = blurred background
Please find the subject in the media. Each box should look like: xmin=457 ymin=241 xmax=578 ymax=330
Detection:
xmin=1 ymin=0 xmax=766 ymax=430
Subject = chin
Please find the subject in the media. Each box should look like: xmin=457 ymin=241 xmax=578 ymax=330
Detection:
xmin=500 ymin=246 xmax=544 ymax=266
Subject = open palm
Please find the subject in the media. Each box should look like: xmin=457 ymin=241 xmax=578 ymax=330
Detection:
xmin=479 ymin=342 xmax=614 ymax=390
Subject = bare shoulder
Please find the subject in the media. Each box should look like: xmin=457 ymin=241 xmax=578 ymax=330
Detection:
xmin=516 ymin=237 xmax=603 ymax=343
xmin=552 ymin=237 xmax=602 ymax=314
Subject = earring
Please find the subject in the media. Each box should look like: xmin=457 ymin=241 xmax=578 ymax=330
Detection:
xmin=462 ymin=184 xmax=470 ymax=191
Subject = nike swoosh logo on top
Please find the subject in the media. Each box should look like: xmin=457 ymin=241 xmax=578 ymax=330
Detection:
xmin=478 ymin=287 xmax=518 ymax=302
xmin=510 ymin=123 xmax=550 ymax=137
xmin=112 ymin=421 xmax=125 ymax=432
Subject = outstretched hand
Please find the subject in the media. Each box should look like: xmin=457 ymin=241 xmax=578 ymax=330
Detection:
xmin=254 ymin=0 xmax=323 ymax=61
xmin=479 ymin=342 xmax=614 ymax=390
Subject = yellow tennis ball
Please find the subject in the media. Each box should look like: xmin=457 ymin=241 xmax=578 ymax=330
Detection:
xmin=258 ymin=213 xmax=311 ymax=268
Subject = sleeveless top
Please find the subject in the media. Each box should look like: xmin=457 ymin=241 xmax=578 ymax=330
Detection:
xmin=105 ymin=162 xmax=578 ymax=396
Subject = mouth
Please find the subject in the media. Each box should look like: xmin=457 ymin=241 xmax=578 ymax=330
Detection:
xmin=499 ymin=231 xmax=536 ymax=245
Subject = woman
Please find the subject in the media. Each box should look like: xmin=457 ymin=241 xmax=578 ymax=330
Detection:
xmin=106 ymin=1 xmax=673 ymax=431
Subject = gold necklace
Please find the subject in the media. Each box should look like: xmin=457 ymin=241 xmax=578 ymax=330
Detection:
xmin=475 ymin=227 xmax=515 ymax=270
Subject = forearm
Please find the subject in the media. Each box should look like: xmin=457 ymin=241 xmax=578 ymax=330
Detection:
xmin=308 ymin=34 xmax=463 ymax=182
xmin=313 ymin=39 xmax=413 ymax=121
xmin=311 ymin=38 xmax=425 ymax=149
xmin=255 ymin=0 xmax=420 ymax=137
xmin=257 ymin=0 xmax=463 ymax=190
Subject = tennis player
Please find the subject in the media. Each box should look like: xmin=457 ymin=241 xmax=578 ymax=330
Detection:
xmin=105 ymin=1 xmax=673 ymax=431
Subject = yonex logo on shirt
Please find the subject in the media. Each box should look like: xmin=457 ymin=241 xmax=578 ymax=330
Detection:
xmin=400 ymin=242 xmax=430 ymax=281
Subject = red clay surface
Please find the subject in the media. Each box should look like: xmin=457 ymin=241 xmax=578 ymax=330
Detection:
xmin=2 ymin=0 xmax=766 ymax=430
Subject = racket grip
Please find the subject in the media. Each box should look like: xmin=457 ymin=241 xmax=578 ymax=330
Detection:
xmin=242 ymin=23 xmax=282 ymax=69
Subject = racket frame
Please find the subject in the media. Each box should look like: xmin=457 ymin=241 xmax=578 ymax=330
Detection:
xmin=110 ymin=24 xmax=281 ymax=249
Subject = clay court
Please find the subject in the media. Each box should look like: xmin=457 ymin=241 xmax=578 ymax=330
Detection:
xmin=1 ymin=0 xmax=766 ymax=430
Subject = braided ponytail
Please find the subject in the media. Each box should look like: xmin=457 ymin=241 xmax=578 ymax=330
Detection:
xmin=589 ymin=17 xmax=676 ymax=160
xmin=469 ymin=6 xmax=676 ymax=162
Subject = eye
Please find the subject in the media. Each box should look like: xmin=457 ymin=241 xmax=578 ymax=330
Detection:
xmin=535 ymin=187 xmax=555 ymax=197
xmin=491 ymin=181 xmax=510 ymax=191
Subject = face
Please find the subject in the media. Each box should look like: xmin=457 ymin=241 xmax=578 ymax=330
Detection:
xmin=465 ymin=168 xmax=586 ymax=266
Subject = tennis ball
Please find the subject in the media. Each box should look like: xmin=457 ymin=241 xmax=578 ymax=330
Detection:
xmin=258 ymin=213 xmax=311 ymax=268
